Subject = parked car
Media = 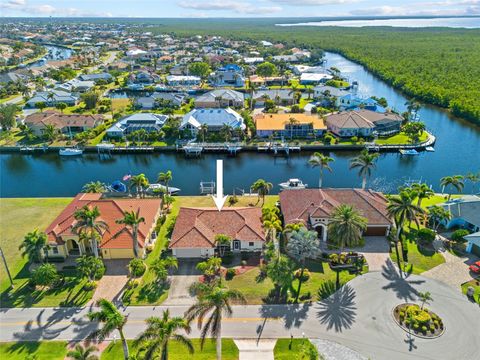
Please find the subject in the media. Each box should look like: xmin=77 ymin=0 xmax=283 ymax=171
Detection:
xmin=469 ymin=261 xmax=480 ymax=274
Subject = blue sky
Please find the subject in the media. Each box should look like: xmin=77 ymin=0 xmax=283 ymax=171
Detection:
xmin=1 ymin=0 xmax=479 ymax=18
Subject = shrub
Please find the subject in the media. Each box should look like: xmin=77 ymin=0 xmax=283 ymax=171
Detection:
xmin=421 ymin=325 xmax=427 ymax=333
xmin=127 ymin=279 xmax=140 ymax=288
xmin=128 ymin=258 xmax=146 ymax=277
xmin=84 ymin=280 xmax=97 ymax=290
xmin=413 ymin=323 xmax=419 ymax=330
xmin=417 ymin=228 xmax=436 ymax=244
xmin=241 ymin=252 xmax=250 ymax=261
xmin=228 ymin=195 xmax=238 ymax=206
xmin=294 ymin=268 xmax=311 ymax=281
xmin=299 ymin=292 xmax=311 ymax=301
xmin=451 ymin=229 xmax=470 ymax=242
xmin=430 ymin=324 xmax=435 ymax=332
xmin=222 ymin=252 xmax=234 ymax=265
xmin=32 ymin=263 xmax=58 ymax=287
xmin=351 ymin=136 xmax=358 ymax=143
xmin=225 ymin=268 xmax=236 ymax=280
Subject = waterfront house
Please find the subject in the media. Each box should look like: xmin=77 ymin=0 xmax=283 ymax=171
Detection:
xmin=44 ymin=193 xmax=161 ymax=260
xmin=325 ymin=110 xmax=403 ymax=137
xmin=251 ymin=89 xmax=294 ymax=107
xmin=166 ymin=75 xmax=201 ymax=86
xmin=106 ymin=113 xmax=168 ymax=138
xmin=313 ymin=85 xmax=350 ymax=99
xmin=25 ymin=90 xmax=78 ymax=108
xmin=55 ymin=79 xmax=95 ymax=93
xmin=169 ymin=207 xmax=265 ymax=258
xmin=128 ymin=71 xmax=160 ymax=85
xmin=254 ymin=113 xmax=326 ymax=138
xmin=195 ymin=89 xmax=244 ymax=108
xmin=136 ymin=92 xmax=186 ymax=110
xmin=210 ymin=64 xmax=245 ymax=87
xmin=79 ymin=72 xmax=113 ymax=83
xmin=337 ymin=94 xmax=386 ymax=112
xmin=180 ymin=108 xmax=245 ymax=135
xmin=249 ymin=75 xmax=286 ymax=87
xmin=300 ymin=73 xmax=333 ymax=85
xmin=24 ymin=111 xmax=104 ymax=136
xmin=280 ymin=188 xmax=392 ymax=241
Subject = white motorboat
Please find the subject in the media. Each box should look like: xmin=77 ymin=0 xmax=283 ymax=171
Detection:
xmin=279 ymin=178 xmax=307 ymax=190
xmin=59 ymin=148 xmax=83 ymax=156
xmin=147 ymin=183 xmax=181 ymax=195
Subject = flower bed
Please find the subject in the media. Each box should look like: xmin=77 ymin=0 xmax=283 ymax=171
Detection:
xmin=393 ymin=303 xmax=445 ymax=338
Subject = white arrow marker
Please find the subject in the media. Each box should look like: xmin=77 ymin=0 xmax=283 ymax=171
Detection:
xmin=212 ymin=159 xmax=227 ymax=211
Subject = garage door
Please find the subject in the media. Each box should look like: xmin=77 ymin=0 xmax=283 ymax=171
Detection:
xmin=471 ymin=244 xmax=480 ymax=257
xmin=173 ymin=248 xmax=203 ymax=258
xmin=365 ymin=226 xmax=388 ymax=236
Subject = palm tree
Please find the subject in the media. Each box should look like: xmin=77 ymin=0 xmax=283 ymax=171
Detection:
xmin=249 ymin=81 xmax=257 ymax=110
xmin=328 ymin=205 xmax=367 ymax=250
xmin=262 ymin=207 xmax=282 ymax=243
xmin=440 ymin=175 xmax=465 ymax=200
xmin=251 ymin=179 xmax=273 ymax=206
xmin=427 ymin=205 xmax=451 ymax=231
xmin=42 ymin=124 xmax=58 ymax=143
xmin=282 ymin=222 xmax=305 ymax=244
xmin=308 ymin=152 xmax=334 ymax=188
xmin=185 ymin=286 xmax=246 ymax=360
xmin=287 ymin=227 xmax=319 ymax=302
xmin=67 ymin=344 xmax=99 ymax=360
xmin=82 ymin=181 xmax=106 ymax=193
xmin=158 ymin=170 xmax=173 ymax=198
xmin=87 ymin=299 xmax=129 ymax=360
xmin=72 ymin=205 xmax=109 ymax=258
xmin=130 ymin=173 xmax=149 ymax=198
xmin=418 ymin=291 xmax=433 ymax=310
xmin=465 ymin=172 xmax=480 ymax=192
xmin=411 ymin=182 xmax=434 ymax=207
xmin=199 ymin=123 xmax=208 ymax=143
xmin=404 ymin=99 xmax=420 ymax=121
xmin=214 ymin=234 xmax=231 ymax=257
xmin=115 ymin=209 xmax=145 ymax=258
xmin=19 ymin=229 xmax=49 ymax=263
xmin=220 ymin=124 xmax=233 ymax=142
xmin=286 ymin=117 xmax=299 ymax=139
xmin=349 ymin=149 xmax=379 ymax=189
xmin=134 ymin=310 xmax=193 ymax=360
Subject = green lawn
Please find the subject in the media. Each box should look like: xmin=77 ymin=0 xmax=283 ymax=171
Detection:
xmin=274 ymin=339 xmax=317 ymax=360
xmin=124 ymin=195 xmax=278 ymax=305
xmin=390 ymin=237 xmax=445 ymax=275
xmin=461 ymin=277 xmax=480 ymax=304
xmin=226 ymin=259 xmax=360 ymax=304
xmin=101 ymin=339 xmax=239 ymax=360
xmin=375 ymin=131 xmax=428 ymax=145
xmin=0 ymin=198 xmax=72 ymax=293
xmin=0 ymin=341 xmax=68 ymax=360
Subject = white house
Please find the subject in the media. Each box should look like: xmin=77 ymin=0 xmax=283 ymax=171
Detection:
xmin=180 ymin=108 xmax=245 ymax=134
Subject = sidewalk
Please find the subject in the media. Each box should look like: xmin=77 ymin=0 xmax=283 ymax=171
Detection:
xmin=234 ymin=339 xmax=276 ymax=360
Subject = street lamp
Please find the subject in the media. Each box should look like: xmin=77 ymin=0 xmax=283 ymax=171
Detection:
xmin=0 ymin=247 xmax=14 ymax=289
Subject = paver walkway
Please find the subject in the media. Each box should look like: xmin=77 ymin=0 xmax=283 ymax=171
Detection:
xmin=234 ymin=339 xmax=276 ymax=360
xmin=422 ymin=236 xmax=477 ymax=289
xmin=90 ymin=259 xmax=129 ymax=304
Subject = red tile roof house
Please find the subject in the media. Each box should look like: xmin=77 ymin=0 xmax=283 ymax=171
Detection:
xmin=169 ymin=207 xmax=266 ymax=258
xmin=44 ymin=193 xmax=161 ymax=260
xmin=279 ymin=189 xmax=392 ymax=242
xmin=24 ymin=111 xmax=104 ymax=137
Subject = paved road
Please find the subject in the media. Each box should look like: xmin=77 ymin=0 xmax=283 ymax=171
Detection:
xmin=1 ymin=269 xmax=479 ymax=360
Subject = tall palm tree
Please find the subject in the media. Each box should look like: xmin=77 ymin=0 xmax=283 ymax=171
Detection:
xmin=115 ymin=208 xmax=145 ymax=258
xmin=349 ymin=149 xmax=379 ymax=189
xmin=251 ymin=179 xmax=273 ymax=206
xmin=19 ymin=229 xmax=49 ymax=263
xmin=440 ymin=175 xmax=465 ymax=200
xmin=427 ymin=205 xmax=451 ymax=231
xmin=72 ymin=205 xmax=109 ymax=258
xmin=158 ymin=170 xmax=173 ymax=197
xmin=308 ymin=152 xmax=334 ymax=188
xmin=134 ymin=310 xmax=193 ymax=360
xmin=465 ymin=172 xmax=480 ymax=192
xmin=67 ymin=344 xmax=99 ymax=360
xmin=42 ymin=124 xmax=58 ymax=143
xmin=129 ymin=173 xmax=149 ymax=198
xmin=411 ymin=182 xmax=434 ymax=207
xmin=185 ymin=286 xmax=246 ymax=360
xmin=199 ymin=123 xmax=208 ymax=143
xmin=87 ymin=299 xmax=129 ymax=360
xmin=262 ymin=207 xmax=282 ymax=242
xmin=82 ymin=181 xmax=106 ymax=193
xmin=328 ymin=205 xmax=367 ymax=250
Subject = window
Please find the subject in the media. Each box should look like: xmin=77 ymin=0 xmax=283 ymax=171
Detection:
xmin=52 ymin=247 xmax=59 ymax=255
xmin=249 ymin=242 xmax=254 ymax=247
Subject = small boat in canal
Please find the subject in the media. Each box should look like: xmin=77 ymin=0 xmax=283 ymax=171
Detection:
xmin=147 ymin=183 xmax=181 ymax=195
xmin=59 ymin=148 xmax=83 ymax=156
xmin=279 ymin=178 xmax=307 ymax=190
xmin=399 ymin=149 xmax=419 ymax=156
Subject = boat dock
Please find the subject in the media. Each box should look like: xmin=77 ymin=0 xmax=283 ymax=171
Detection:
xmin=178 ymin=142 xmax=244 ymax=157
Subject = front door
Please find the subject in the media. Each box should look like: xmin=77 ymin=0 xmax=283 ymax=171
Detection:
xmin=233 ymin=240 xmax=241 ymax=252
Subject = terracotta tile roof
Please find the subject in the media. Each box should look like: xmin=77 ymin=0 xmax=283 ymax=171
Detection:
xmin=169 ymin=207 xmax=265 ymax=249
xmin=254 ymin=113 xmax=326 ymax=131
xmin=45 ymin=193 xmax=160 ymax=250
xmin=25 ymin=111 xmax=104 ymax=130
xmin=280 ymin=188 xmax=392 ymax=226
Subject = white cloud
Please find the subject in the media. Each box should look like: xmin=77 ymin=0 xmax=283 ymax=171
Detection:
xmin=271 ymin=0 xmax=360 ymax=5
xmin=177 ymin=1 xmax=282 ymax=14
xmin=350 ymin=4 xmax=480 ymax=16
xmin=1 ymin=0 xmax=112 ymax=17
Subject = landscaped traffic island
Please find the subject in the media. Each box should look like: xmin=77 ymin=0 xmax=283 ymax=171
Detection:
xmin=393 ymin=303 xmax=444 ymax=338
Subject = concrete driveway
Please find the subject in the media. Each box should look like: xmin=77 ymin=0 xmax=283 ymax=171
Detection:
xmin=163 ymin=260 xmax=200 ymax=305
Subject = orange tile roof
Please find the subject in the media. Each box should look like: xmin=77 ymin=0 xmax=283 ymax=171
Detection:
xmin=45 ymin=193 xmax=160 ymax=250
xmin=280 ymin=188 xmax=392 ymax=226
xmin=170 ymin=207 xmax=265 ymax=249
xmin=254 ymin=113 xmax=326 ymax=131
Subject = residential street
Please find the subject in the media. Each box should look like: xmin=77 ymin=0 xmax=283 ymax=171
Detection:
xmin=1 ymin=269 xmax=478 ymax=360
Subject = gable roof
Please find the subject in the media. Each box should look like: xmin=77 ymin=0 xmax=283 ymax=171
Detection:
xmin=25 ymin=111 xmax=103 ymax=129
xmin=196 ymin=89 xmax=244 ymax=103
xmin=45 ymin=193 xmax=160 ymax=249
xmin=325 ymin=111 xmax=375 ymax=129
xmin=169 ymin=207 xmax=265 ymax=249
xmin=181 ymin=108 xmax=245 ymax=129
xmin=280 ymin=188 xmax=392 ymax=226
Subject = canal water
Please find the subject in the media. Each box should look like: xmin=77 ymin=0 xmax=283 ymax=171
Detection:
xmin=27 ymin=45 xmax=74 ymax=68
xmin=1 ymin=53 xmax=479 ymax=197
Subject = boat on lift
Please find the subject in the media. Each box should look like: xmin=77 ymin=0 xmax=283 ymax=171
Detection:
xmin=59 ymin=148 xmax=83 ymax=156
xmin=147 ymin=183 xmax=181 ymax=195
xmin=279 ymin=178 xmax=307 ymax=190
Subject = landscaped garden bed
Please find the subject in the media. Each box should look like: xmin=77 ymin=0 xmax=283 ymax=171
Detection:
xmin=393 ymin=303 xmax=445 ymax=338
